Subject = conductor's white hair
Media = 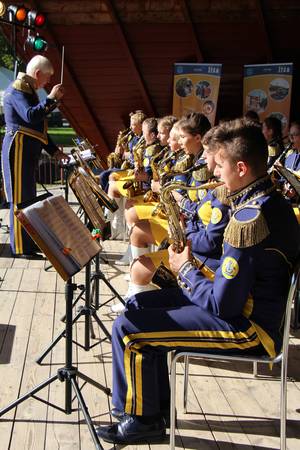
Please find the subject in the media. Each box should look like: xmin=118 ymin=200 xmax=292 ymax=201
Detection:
xmin=26 ymin=55 xmax=54 ymax=76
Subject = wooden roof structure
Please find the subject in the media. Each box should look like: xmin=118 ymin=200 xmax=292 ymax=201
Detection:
xmin=1 ymin=0 xmax=300 ymax=159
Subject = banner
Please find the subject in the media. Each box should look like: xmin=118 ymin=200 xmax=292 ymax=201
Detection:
xmin=172 ymin=63 xmax=222 ymax=125
xmin=243 ymin=63 xmax=293 ymax=134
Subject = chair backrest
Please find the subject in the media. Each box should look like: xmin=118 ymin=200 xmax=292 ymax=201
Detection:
xmin=277 ymin=259 xmax=300 ymax=365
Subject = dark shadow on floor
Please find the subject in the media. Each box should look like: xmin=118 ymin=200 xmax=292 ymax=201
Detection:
xmin=0 ymin=324 xmax=16 ymax=364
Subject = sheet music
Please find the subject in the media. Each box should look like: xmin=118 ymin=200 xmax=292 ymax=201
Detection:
xmin=21 ymin=196 xmax=100 ymax=278
xmin=61 ymin=149 xmax=94 ymax=166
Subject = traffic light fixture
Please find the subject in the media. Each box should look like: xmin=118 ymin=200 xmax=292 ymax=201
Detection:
xmin=0 ymin=3 xmax=48 ymax=52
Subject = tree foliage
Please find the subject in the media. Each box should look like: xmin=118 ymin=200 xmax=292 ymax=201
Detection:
xmin=0 ymin=32 xmax=14 ymax=70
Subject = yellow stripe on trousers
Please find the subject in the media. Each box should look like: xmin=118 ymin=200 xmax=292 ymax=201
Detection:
xmin=13 ymin=133 xmax=23 ymax=254
xmin=123 ymin=325 xmax=261 ymax=415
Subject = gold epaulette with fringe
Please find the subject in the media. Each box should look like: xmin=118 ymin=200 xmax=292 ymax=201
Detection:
xmin=212 ymin=184 xmax=230 ymax=206
xmin=12 ymin=79 xmax=33 ymax=95
xmin=224 ymin=207 xmax=270 ymax=248
xmin=192 ymin=166 xmax=213 ymax=182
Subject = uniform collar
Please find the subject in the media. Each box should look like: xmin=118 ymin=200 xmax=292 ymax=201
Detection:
xmin=17 ymin=72 xmax=37 ymax=90
xmin=228 ymin=175 xmax=275 ymax=210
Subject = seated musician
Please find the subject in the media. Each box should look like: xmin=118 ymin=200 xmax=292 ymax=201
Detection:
xmin=111 ymin=113 xmax=212 ymax=311
xmin=106 ymin=115 xmax=158 ymax=238
xmin=281 ymin=120 xmax=300 ymax=201
xmin=121 ymin=128 xmax=230 ymax=306
xmin=262 ymin=116 xmax=284 ymax=169
xmin=96 ymin=119 xmax=300 ymax=445
xmin=99 ymin=110 xmax=146 ymax=192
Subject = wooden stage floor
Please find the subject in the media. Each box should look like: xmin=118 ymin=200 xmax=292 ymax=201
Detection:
xmin=0 ymin=198 xmax=300 ymax=450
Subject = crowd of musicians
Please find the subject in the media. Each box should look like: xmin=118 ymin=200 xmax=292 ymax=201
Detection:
xmin=94 ymin=109 xmax=300 ymax=444
xmin=2 ymin=55 xmax=300 ymax=446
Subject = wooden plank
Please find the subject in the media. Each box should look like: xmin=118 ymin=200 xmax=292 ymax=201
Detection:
xmin=0 ymin=268 xmax=24 ymax=294
xmin=10 ymin=290 xmax=56 ymax=450
xmin=44 ymin=290 xmax=81 ymax=449
xmin=0 ymin=291 xmax=37 ymax=448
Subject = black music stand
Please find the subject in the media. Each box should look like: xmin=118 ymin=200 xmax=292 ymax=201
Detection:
xmin=0 ymin=196 xmax=111 ymax=449
xmin=0 ymin=278 xmax=108 ymax=450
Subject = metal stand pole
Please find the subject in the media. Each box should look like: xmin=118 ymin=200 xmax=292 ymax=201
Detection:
xmin=0 ymin=278 xmax=109 ymax=450
xmin=36 ymin=257 xmax=112 ymax=365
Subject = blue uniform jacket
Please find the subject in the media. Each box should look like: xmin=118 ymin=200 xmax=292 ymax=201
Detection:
xmin=3 ymin=72 xmax=58 ymax=154
xmin=186 ymin=184 xmax=231 ymax=263
xmin=178 ymin=175 xmax=300 ymax=355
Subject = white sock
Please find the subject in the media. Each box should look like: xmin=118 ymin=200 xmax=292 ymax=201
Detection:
xmin=131 ymin=245 xmax=150 ymax=260
xmin=126 ymin=281 xmax=158 ymax=298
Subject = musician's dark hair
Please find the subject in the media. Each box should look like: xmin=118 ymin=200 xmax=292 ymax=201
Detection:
xmin=263 ymin=116 xmax=283 ymax=140
xmin=290 ymin=119 xmax=300 ymax=129
xmin=244 ymin=110 xmax=260 ymax=124
xmin=178 ymin=112 xmax=211 ymax=137
xmin=143 ymin=117 xmax=158 ymax=135
xmin=158 ymin=115 xmax=177 ymax=131
xmin=202 ymin=126 xmax=219 ymax=150
xmin=211 ymin=118 xmax=268 ymax=175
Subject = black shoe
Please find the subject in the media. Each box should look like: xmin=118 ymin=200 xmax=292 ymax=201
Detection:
xmin=96 ymin=415 xmax=166 ymax=444
xmin=111 ymin=407 xmax=172 ymax=428
xmin=13 ymin=252 xmax=45 ymax=260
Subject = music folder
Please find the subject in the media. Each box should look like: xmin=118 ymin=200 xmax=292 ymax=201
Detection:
xmin=15 ymin=195 xmax=101 ymax=280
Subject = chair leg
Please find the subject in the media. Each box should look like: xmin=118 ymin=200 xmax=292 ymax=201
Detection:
xmin=183 ymin=355 xmax=189 ymax=413
xmin=253 ymin=361 xmax=258 ymax=377
xmin=280 ymin=360 xmax=287 ymax=450
xmin=170 ymin=356 xmax=178 ymax=450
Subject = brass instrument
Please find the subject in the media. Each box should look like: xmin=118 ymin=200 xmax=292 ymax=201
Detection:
xmin=150 ymin=158 xmax=206 ymax=217
xmin=151 ymin=179 xmax=223 ymax=288
xmin=159 ymin=180 xmax=224 ymax=251
xmin=143 ymin=149 xmax=186 ymax=204
xmin=70 ymin=147 xmax=118 ymax=212
xmin=122 ymin=136 xmax=146 ymax=196
xmin=107 ymin=128 xmax=132 ymax=169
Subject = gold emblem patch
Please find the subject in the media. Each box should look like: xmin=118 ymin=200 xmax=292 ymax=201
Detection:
xmin=221 ymin=257 xmax=239 ymax=279
xmin=210 ymin=207 xmax=222 ymax=224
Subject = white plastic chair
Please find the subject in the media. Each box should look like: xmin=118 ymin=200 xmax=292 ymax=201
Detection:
xmin=169 ymin=261 xmax=300 ymax=450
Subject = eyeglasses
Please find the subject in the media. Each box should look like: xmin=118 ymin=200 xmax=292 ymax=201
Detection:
xmin=289 ymin=133 xmax=300 ymax=137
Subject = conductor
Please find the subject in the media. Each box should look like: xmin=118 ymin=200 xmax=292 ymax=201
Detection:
xmin=2 ymin=55 xmax=67 ymax=259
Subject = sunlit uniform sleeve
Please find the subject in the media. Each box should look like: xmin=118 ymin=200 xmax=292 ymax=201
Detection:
xmin=186 ymin=185 xmax=231 ymax=258
xmin=6 ymin=88 xmax=57 ymax=124
xmin=178 ymin=242 xmax=258 ymax=319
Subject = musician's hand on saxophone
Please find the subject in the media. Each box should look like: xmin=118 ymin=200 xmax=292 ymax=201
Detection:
xmin=168 ymin=239 xmax=192 ymax=273
xmin=151 ymin=179 xmax=160 ymax=193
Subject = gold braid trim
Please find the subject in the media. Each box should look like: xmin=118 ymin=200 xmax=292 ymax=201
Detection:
xmin=212 ymin=184 xmax=230 ymax=206
xmin=13 ymin=79 xmax=33 ymax=94
xmin=192 ymin=166 xmax=213 ymax=181
xmin=224 ymin=208 xmax=270 ymax=248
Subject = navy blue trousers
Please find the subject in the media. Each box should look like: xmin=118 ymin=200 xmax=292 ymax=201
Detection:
xmin=2 ymin=132 xmax=41 ymax=255
xmin=111 ymin=287 xmax=265 ymax=417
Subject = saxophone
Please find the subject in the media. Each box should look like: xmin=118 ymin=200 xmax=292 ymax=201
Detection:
xmin=122 ymin=137 xmax=146 ymax=196
xmin=107 ymin=128 xmax=132 ymax=169
xmin=151 ymin=179 xmax=223 ymax=288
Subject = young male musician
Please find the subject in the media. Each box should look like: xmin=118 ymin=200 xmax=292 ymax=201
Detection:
xmin=96 ymin=119 xmax=300 ymax=445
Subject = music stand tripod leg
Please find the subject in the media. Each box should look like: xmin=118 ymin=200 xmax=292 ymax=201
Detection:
xmin=0 ymin=279 xmax=107 ymax=450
